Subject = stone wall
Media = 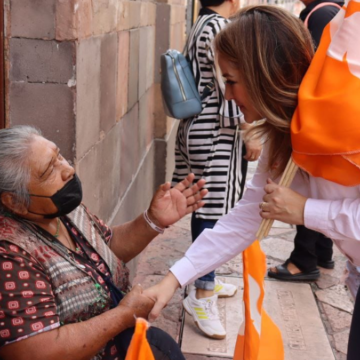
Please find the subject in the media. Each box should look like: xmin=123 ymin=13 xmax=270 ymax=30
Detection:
xmin=4 ymin=0 xmax=187 ymax=275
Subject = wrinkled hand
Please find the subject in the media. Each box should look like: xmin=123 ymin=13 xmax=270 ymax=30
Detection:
xmin=148 ymin=173 xmax=208 ymax=228
xmin=119 ymin=284 xmax=155 ymax=326
xmin=143 ymin=272 xmax=180 ymax=322
xmin=243 ymin=138 xmax=262 ymax=162
xmin=259 ymin=179 xmax=307 ymax=225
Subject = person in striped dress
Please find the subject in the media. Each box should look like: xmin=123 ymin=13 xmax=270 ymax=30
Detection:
xmin=172 ymin=0 xmax=262 ymax=339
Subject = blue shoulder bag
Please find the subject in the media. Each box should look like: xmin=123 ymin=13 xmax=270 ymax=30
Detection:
xmin=160 ymin=16 xmax=216 ymax=119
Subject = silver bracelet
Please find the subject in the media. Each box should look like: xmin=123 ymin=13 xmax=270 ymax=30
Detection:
xmin=143 ymin=210 xmax=166 ymax=234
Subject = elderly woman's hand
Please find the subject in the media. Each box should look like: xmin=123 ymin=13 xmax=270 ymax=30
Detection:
xmin=118 ymin=284 xmax=155 ymax=326
xmin=259 ymin=179 xmax=306 ymax=225
xmin=147 ymin=173 xmax=208 ymax=228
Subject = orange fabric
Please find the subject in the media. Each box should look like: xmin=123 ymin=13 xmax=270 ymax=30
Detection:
xmin=234 ymin=241 xmax=284 ymax=360
xmin=291 ymin=0 xmax=360 ymax=185
xmin=125 ymin=318 xmax=155 ymax=360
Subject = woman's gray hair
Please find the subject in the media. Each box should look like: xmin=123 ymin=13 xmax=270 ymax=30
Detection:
xmin=0 ymin=125 xmax=42 ymax=213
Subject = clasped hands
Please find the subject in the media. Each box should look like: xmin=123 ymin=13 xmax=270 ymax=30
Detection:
xmin=119 ymin=272 xmax=180 ymax=326
xmin=259 ymin=178 xmax=307 ymax=225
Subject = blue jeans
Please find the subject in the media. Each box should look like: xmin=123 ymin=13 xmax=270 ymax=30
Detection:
xmin=191 ymin=213 xmax=217 ymax=291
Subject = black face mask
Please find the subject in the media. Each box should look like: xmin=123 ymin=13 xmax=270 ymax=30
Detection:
xmin=29 ymin=174 xmax=83 ymax=219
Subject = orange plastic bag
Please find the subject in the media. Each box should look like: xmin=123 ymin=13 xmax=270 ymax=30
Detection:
xmin=125 ymin=318 xmax=155 ymax=360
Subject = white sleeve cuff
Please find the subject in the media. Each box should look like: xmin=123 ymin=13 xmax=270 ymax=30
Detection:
xmin=304 ymin=198 xmax=332 ymax=232
xmin=170 ymin=257 xmax=199 ymax=288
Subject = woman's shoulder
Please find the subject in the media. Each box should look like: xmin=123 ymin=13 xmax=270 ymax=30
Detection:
xmin=204 ymin=15 xmax=229 ymax=32
xmin=196 ymin=14 xmax=229 ymax=38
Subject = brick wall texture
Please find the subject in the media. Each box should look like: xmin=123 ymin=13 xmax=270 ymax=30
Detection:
xmin=5 ymin=0 xmax=187 ymax=234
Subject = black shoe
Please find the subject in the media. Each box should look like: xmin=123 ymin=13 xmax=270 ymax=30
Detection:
xmin=317 ymin=259 xmax=335 ymax=269
xmin=268 ymin=260 xmax=320 ymax=281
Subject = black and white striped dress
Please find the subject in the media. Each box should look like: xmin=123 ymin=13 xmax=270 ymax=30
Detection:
xmin=172 ymin=9 xmax=248 ymax=220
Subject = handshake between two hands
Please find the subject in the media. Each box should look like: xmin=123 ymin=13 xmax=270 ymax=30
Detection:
xmin=118 ymin=273 xmax=180 ymax=326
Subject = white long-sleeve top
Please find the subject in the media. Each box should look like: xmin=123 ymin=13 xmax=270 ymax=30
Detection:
xmin=170 ymin=147 xmax=360 ymax=287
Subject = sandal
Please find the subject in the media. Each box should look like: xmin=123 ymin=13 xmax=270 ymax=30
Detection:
xmin=317 ymin=259 xmax=335 ymax=269
xmin=267 ymin=260 xmax=320 ymax=281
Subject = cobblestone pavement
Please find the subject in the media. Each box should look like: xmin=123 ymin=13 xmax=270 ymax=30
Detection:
xmin=133 ymin=162 xmax=354 ymax=360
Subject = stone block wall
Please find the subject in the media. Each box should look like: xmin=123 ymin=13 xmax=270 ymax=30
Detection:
xmin=4 ymin=0 xmax=187 ymax=274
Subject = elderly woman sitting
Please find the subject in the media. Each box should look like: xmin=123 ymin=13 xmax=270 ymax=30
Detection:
xmin=0 ymin=126 xmax=207 ymax=360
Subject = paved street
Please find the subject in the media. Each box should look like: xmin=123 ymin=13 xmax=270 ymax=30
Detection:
xmin=133 ymin=162 xmax=354 ymax=359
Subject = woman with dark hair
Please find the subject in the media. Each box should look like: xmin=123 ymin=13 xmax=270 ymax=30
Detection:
xmin=172 ymin=0 xmax=262 ymax=340
xmin=145 ymin=5 xmax=360 ymax=359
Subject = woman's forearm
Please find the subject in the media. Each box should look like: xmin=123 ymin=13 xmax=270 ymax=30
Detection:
xmin=0 ymin=305 xmax=134 ymax=360
xmin=110 ymin=214 xmax=159 ymax=263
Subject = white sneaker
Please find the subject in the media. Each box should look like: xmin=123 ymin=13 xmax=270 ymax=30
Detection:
xmin=214 ymin=278 xmax=237 ymax=298
xmin=183 ymin=289 xmax=226 ymax=339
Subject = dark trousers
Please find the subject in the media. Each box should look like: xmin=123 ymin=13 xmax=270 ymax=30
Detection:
xmin=347 ymin=289 xmax=360 ymax=360
xmin=289 ymin=225 xmax=333 ymax=272
xmin=114 ymin=326 xmax=185 ymax=360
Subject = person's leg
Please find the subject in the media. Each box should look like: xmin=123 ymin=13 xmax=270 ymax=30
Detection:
xmin=114 ymin=326 xmax=185 ymax=360
xmin=315 ymin=234 xmax=334 ymax=268
xmin=289 ymin=225 xmax=319 ymax=272
xmin=347 ymin=289 xmax=360 ymax=360
xmin=185 ymin=213 xmax=230 ymax=339
xmin=191 ymin=213 xmax=217 ymax=298
xmin=268 ymin=225 xmax=320 ymax=281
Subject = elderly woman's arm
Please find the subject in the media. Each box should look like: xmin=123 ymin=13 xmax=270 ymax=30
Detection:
xmin=109 ymin=173 xmax=207 ymax=263
xmin=0 ymin=285 xmax=152 ymax=360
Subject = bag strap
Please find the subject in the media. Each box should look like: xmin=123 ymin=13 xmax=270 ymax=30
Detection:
xmin=304 ymin=2 xmax=342 ymax=27
xmin=201 ymin=81 xmax=215 ymax=100
xmin=181 ymin=15 xmax=218 ymax=101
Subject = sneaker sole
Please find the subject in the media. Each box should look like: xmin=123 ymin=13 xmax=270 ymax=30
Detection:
xmin=194 ymin=321 xmax=226 ymax=340
xmin=217 ymin=288 xmax=237 ymax=298
xmin=183 ymin=301 xmax=226 ymax=340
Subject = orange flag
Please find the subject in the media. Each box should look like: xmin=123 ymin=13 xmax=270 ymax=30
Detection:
xmin=234 ymin=241 xmax=284 ymax=360
xmin=125 ymin=318 xmax=155 ymax=360
xmin=291 ymin=0 xmax=360 ymax=185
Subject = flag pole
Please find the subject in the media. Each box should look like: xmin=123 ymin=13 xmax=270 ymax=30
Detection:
xmin=256 ymin=157 xmax=299 ymax=240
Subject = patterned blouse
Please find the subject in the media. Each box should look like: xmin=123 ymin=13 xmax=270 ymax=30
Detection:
xmin=0 ymin=205 xmax=130 ymax=360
